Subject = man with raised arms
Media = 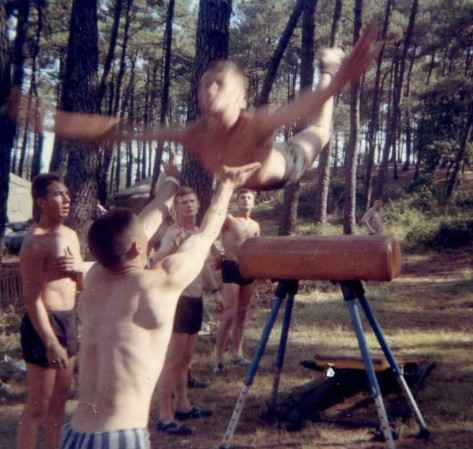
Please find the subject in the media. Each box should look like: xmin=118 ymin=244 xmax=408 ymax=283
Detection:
xmin=59 ymin=158 xmax=260 ymax=449
xmin=152 ymin=186 xmax=223 ymax=436
xmin=48 ymin=26 xmax=380 ymax=191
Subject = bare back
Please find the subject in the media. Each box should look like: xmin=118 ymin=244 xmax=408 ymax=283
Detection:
xmin=221 ymin=214 xmax=260 ymax=261
xmin=72 ymin=264 xmax=180 ymax=432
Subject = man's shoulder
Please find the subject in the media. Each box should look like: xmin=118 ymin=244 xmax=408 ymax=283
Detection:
xmin=20 ymin=226 xmax=50 ymax=251
xmin=361 ymin=208 xmax=374 ymax=220
xmin=59 ymin=224 xmax=78 ymax=236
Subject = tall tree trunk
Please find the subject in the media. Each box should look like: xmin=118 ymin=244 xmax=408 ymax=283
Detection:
xmin=402 ymin=45 xmax=416 ymax=172
xmin=151 ymin=0 xmax=175 ymax=198
xmin=30 ymin=2 xmax=45 ymax=178
xmin=343 ymin=0 xmax=363 ymax=235
xmin=444 ymin=102 xmax=473 ymax=200
xmin=279 ymin=0 xmax=317 ymax=236
xmin=62 ymin=0 xmax=100 ymax=252
xmin=256 ymin=0 xmax=305 ymax=106
xmin=181 ymin=0 xmax=232 ymax=219
xmin=362 ymin=0 xmax=392 ymax=210
xmin=314 ymin=0 xmax=342 ymax=225
xmin=95 ymin=0 xmax=124 ymax=203
xmin=0 ymin=5 xmax=16 ymax=254
xmin=374 ymin=0 xmax=418 ymax=200
xmin=97 ymin=0 xmax=123 ymax=108
xmin=49 ymin=49 xmax=68 ymax=174
xmin=10 ymin=0 xmax=30 ymax=176
xmin=112 ymin=0 xmax=133 ymax=116
xmin=110 ymin=0 xmax=133 ymax=196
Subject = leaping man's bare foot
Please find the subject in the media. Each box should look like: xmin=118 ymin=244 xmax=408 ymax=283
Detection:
xmin=317 ymin=47 xmax=346 ymax=76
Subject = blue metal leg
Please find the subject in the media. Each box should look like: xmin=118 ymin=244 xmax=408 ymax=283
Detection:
xmin=341 ymin=282 xmax=396 ymax=449
xmin=357 ymin=292 xmax=430 ymax=438
xmin=219 ymin=281 xmax=296 ymax=449
xmin=270 ymin=282 xmax=298 ymax=410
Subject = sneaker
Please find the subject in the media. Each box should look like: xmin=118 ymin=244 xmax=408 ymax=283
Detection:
xmin=157 ymin=420 xmax=192 ymax=436
xmin=212 ymin=363 xmax=227 ymax=376
xmin=187 ymin=377 xmax=210 ymax=389
xmin=317 ymin=47 xmax=345 ymax=75
xmin=175 ymin=406 xmax=212 ymax=421
xmin=231 ymin=357 xmax=251 ymax=367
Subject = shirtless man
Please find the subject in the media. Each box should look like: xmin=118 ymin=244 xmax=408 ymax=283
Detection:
xmin=17 ymin=173 xmax=85 ymax=449
xmin=214 ymin=189 xmax=260 ymax=375
xmin=59 ymin=160 xmax=260 ymax=449
xmin=152 ymin=186 xmax=223 ymax=436
xmin=41 ymin=26 xmax=380 ymax=191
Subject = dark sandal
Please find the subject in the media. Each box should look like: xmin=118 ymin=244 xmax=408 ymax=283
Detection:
xmin=231 ymin=357 xmax=251 ymax=366
xmin=157 ymin=420 xmax=192 ymax=436
xmin=175 ymin=406 xmax=212 ymax=421
xmin=187 ymin=377 xmax=210 ymax=389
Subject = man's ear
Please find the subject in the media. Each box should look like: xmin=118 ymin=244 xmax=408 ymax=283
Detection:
xmin=36 ymin=197 xmax=46 ymax=209
xmin=127 ymin=241 xmax=143 ymax=259
xmin=239 ymin=92 xmax=248 ymax=110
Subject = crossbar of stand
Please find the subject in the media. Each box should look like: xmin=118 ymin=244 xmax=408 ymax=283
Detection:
xmin=218 ymin=279 xmax=429 ymax=449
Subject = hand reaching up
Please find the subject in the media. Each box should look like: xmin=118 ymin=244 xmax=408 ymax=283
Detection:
xmin=217 ymin=162 xmax=262 ymax=190
xmin=328 ymin=24 xmax=382 ymax=94
xmin=162 ymin=149 xmax=180 ymax=179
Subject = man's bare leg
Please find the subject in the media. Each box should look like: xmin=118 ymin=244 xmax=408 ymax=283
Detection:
xmin=17 ymin=364 xmax=55 ymax=449
xmin=215 ymin=284 xmax=240 ymax=371
xmin=231 ymin=284 xmax=254 ymax=362
xmin=291 ymin=48 xmax=345 ymax=165
xmin=44 ymin=358 xmax=75 ymax=449
xmin=174 ymin=333 xmax=198 ymax=412
xmin=157 ymin=333 xmax=187 ymax=423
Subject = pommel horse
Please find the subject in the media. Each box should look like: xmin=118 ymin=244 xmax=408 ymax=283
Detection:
xmin=219 ymin=236 xmax=430 ymax=449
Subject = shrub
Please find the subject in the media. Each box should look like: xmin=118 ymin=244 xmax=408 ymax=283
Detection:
xmin=385 ymin=199 xmax=438 ymax=248
xmin=433 ymin=219 xmax=473 ymax=249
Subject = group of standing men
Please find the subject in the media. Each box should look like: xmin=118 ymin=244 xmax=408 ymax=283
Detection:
xmin=15 ymin=24 xmax=381 ymax=449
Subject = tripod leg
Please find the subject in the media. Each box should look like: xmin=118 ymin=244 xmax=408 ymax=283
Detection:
xmin=219 ymin=285 xmax=286 ymax=449
xmin=346 ymin=297 xmax=396 ymax=449
xmin=269 ymin=290 xmax=296 ymax=411
xmin=358 ymin=294 xmax=430 ymax=438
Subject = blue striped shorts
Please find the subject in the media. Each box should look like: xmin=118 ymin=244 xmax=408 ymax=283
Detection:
xmin=60 ymin=423 xmax=150 ymax=449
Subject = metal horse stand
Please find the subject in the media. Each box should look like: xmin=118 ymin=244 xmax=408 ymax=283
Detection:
xmin=218 ymin=279 xmax=430 ymax=449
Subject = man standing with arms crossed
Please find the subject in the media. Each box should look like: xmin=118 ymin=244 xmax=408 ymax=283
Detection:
xmin=214 ymin=189 xmax=260 ymax=375
xmin=59 ymin=160 xmax=260 ymax=449
xmin=17 ymin=173 xmax=85 ymax=449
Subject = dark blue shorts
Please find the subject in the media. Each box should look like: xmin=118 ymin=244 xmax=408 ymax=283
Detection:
xmin=21 ymin=309 xmax=79 ymax=367
xmin=222 ymin=260 xmax=254 ymax=286
xmin=172 ymin=295 xmax=203 ymax=334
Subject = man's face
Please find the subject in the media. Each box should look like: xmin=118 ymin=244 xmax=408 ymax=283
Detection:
xmin=374 ymin=200 xmax=384 ymax=210
xmin=38 ymin=181 xmax=70 ymax=221
xmin=237 ymin=191 xmax=255 ymax=212
xmin=198 ymin=68 xmax=245 ymax=115
xmin=175 ymin=193 xmax=199 ymax=220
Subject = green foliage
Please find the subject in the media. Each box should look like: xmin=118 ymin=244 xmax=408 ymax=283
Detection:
xmin=433 ymin=219 xmax=473 ymax=250
xmin=415 ymin=77 xmax=473 ymax=172
xmin=385 ymin=198 xmax=438 ymax=248
xmin=404 ymin=173 xmax=443 ymax=210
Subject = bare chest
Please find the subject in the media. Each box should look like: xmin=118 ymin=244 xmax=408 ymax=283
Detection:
xmin=187 ymin=118 xmax=272 ymax=169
